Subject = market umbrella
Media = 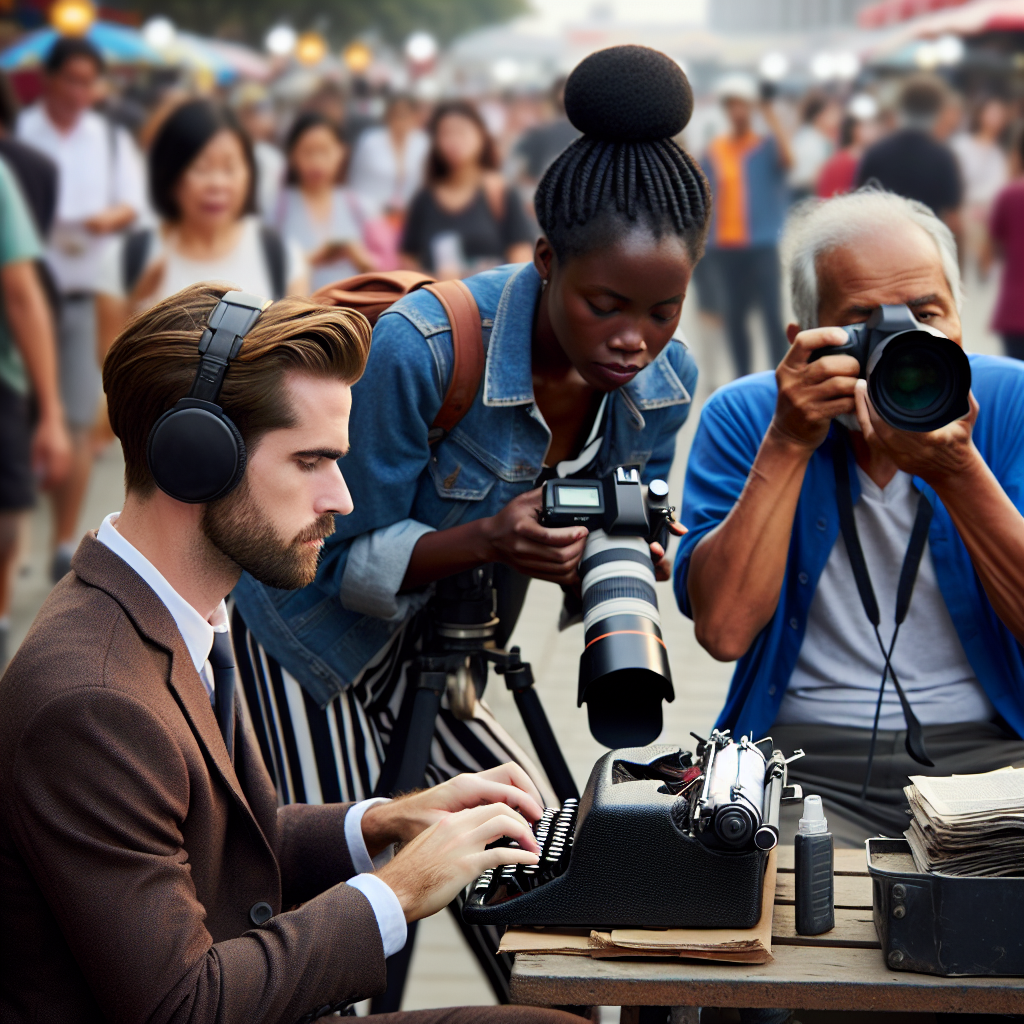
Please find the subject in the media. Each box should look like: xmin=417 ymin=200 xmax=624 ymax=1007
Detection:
xmin=0 ymin=21 xmax=163 ymax=70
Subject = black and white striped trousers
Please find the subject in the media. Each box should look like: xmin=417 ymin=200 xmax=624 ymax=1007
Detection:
xmin=230 ymin=605 xmax=552 ymax=1004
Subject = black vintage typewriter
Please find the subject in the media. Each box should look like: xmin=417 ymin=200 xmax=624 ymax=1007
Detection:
xmin=463 ymin=735 xmax=803 ymax=930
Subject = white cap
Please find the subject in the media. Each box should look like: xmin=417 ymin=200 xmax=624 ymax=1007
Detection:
xmin=715 ymin=73 xmax=758 ymax=104
xmin=798 ymin=794 xmax=829 ymax=835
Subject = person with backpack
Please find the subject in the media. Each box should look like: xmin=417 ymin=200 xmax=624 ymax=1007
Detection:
xmin=399 ymin=100 xmax=534 ymax=279
xmin=95 ymin=99 xmax=306 ymax=341
xmin=231 ymin=45 xmax=711 ymax=1007
xmin=274 ymin=111 xmax=379 ymax=293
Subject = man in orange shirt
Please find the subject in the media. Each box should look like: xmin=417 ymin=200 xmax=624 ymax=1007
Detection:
xmin=701 ymin=74 xmax=793 ymax=377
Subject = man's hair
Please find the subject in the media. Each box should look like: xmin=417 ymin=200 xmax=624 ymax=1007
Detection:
xmin=781 ymin=188 xmax=962 ymax=330
xmin=898 ymin=74 xmax=948 ymax=128
xmin=149 ymin=99 xmax=256 ymax=222
xmin=45 ymin=36 xmax=105 ymax=75
xmin=103 ymin=282 xmax=371 ymax=496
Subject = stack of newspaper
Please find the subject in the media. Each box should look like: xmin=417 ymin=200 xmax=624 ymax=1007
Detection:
xmin=904 ymin=766 xmax=1024 ymax=876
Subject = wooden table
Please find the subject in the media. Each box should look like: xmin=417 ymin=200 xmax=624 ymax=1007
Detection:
xmin=509 ymin=847 xmax=1024 ymax=1018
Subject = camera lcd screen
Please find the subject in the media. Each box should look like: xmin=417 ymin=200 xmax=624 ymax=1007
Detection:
xmin=556 ymin=485 xmax=601 ymax=508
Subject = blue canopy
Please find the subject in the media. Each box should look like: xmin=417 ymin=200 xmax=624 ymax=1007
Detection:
xmin=0 ymin=21 xmax=163 ymax=70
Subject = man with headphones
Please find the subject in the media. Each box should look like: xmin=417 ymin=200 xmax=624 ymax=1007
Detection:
xmin=0 ymin=283 xmax=576 ymax=1024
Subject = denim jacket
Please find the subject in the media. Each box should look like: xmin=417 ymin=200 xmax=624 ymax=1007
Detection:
xmin=233 ymin=262 xmax=698 ymax=707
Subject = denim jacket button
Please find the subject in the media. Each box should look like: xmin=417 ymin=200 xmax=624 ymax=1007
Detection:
xmin=798 ymin=571 xmax=809 ymax=585
xmin=816 ymin=517 xmax=827 ymax=531
xmin=789 ymin=617 xmax=799 ymax=629
xmin=768 ymin=685 xmax=777 ymax=696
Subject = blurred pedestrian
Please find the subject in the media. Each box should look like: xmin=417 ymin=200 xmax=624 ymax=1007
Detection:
xmin=816 ymin=98 xmax=878 ymax=198
xmin=789 ymin=93 xmax=840 ymax=202
xmin=347 ymin=93 xmax=428 ymax=216
xmin=275 ymin=111 xmax=377 ymax=291
xmin=400 ymin=100 xmax=533 ymax=278
xmin=95 ymin=100 xmax=306 ymax=348
xmin=0 ymin=160 xmax=71 ymax=668
xmin=701 ymin=73 xmax=792 ymax=377
xmin=511 ymin=77 xmax=579 ymax=188
xmin=15 ymin=36 xmax=145 ymax=583
xmin=0 ymin=71 xmax=57 ymax=239
xmin=856 ymin=75 xmax=963 ymax=242
xmin=952 ymin=96 xmax=1009 ymax=274
xmin=233 ymin=83 xmax=285 ymax=221
xmin=987 ymin=124 xmax=1024 ymax=361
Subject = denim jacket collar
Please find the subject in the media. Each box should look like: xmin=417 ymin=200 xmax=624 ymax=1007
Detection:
xmin=481 ymin=261 xmax=692 ymax=412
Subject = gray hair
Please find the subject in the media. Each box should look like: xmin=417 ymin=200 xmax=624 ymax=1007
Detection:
xmin=781 ymin=189 xmax=962 ymax=330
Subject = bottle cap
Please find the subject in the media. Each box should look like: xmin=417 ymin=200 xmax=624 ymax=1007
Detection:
xmin=798 ymin=794 xmax=829 ymax=835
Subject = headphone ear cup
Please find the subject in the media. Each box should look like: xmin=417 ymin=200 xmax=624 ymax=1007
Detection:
xmin=148 ymin=403 xmax=247 ymax=503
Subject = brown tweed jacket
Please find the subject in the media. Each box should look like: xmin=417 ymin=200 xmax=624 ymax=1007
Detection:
xmin=0 ymin=534 xmax=387 ymax=1024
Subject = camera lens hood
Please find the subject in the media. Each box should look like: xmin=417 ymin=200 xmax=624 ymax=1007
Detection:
xmin=867 ymin=330 xmax=971 ymax=433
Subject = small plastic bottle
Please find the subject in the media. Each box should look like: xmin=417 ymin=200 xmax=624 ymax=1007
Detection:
xmin=794 ymin=795 xmax=835 ymax=935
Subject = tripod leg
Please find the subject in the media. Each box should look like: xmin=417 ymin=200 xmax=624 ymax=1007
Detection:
xmin=512 ymin=685 xmax=579 ymax=802
xmin=375 ymin=663 xmax=446 ymax=798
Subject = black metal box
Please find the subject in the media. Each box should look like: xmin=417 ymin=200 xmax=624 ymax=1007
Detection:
xmin=867 ymin=837 xmax=1024 ymax=977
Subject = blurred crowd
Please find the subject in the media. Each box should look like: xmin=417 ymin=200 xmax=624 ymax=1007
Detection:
xmin=2 ymin=30 xmax=1024 ymax=667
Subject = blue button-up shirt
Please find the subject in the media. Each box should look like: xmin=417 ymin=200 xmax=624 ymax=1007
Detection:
xmin=234 ymin=262 xmax=698 ymax=706
xmin=673 ymin=353 xmax=1024 ymax=740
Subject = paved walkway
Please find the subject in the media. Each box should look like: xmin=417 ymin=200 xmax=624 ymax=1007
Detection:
xmin=7 ymin=274 xmax=1002 ymax=1011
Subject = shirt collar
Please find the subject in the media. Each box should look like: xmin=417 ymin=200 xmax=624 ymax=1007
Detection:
xmin=481 ymin=262 xmax=692 ymax=412
xmin=96 ymin=512 xmax=227 ymax=677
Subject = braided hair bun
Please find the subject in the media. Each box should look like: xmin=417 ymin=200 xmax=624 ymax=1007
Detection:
xmin=564 ymin=45 xmax=693 ymax=144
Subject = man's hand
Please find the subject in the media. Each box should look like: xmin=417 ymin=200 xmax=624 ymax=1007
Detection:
xmin=481 ymin=488 xmax=588 ymax=585
xmin=361 ymin=763 xmax=544 ymax=856
xmin=772 ymin=327 xmax=861 ymax=451
xmin=854 ymin=378 xmax=981 ymax=486
xmin=374 ymin=803 xmax=540 ymax=922
xmin=31 ymin=412 xmax=72 ymax=489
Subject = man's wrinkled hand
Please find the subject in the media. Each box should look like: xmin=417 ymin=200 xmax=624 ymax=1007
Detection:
xmin=374 ymin=803 xmax=540 ymax=922
xmin=772 ymin=327 xmax=861 ymax=452
xmin=361 ymin=763 xmax=543 ymax=854
xmin=854 ymin=378 xmax=981 ymax=486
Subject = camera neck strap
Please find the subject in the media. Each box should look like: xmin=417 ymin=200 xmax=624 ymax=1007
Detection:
xmin=830 ymin=434 xmax=935 ymax=798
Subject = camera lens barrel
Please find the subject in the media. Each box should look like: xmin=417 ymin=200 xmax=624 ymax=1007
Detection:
xmin=577 ymin=531 xmax=673 ymax=748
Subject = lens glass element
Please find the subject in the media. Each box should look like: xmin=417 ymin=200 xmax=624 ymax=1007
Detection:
xmin=880 ymin=344 xmax=944 ymax=412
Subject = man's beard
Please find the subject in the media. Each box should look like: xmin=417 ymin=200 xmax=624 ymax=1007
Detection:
xmin=200 ymin=481 xmax=336 ymax=591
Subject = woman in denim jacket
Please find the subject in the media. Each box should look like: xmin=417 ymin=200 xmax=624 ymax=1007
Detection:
xmin=231 ymin=46 xmax=712 ymax=1005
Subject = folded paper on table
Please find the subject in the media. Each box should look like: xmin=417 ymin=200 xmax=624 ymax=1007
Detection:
xmin=499 ymin=847 xmax=776 ymax=964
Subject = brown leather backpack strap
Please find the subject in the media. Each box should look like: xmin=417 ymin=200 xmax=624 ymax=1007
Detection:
xmin=423 ymin=279 xmax=484 ymax=443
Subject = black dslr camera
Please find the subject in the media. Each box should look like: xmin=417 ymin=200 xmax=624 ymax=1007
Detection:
xmin=540 ymin=467 xmax=675 ymax=748
xmin=808 ymin=304 xmax=971 ymax=433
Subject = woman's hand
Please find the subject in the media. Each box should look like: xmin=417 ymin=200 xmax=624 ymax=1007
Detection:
xmin=649 ymin=520 xmax=686 ymax=582
xmin=480 ymin=488 xmax=588 ymax=586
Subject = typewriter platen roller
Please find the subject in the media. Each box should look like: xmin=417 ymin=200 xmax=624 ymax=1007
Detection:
xmin=463 ymin=736 xmax=802 ymax=930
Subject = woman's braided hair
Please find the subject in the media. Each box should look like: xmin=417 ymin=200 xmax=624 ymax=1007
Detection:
xmin=535 ymin=45 xmax=711 ymax=264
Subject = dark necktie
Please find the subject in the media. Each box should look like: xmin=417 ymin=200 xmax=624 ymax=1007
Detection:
xmin=209 ymin=630 xmax=236 ymax=762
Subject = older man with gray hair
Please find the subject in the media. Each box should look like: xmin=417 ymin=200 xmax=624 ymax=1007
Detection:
xmin=674 ymin=188 xmax=1024 ymax=844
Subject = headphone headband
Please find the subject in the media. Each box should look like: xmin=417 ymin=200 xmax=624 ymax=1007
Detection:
xmin=146 ymin=290 xmax=271 ymax=504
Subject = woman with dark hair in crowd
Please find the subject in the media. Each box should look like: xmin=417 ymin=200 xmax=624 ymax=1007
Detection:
xmin=275 ymin=111 xmax=378 ymax=292
xmin=399 ymin=99 xmax=534 ymax=277
xmin=96 ymin=98 xmax=306 ymax=327
xmin=988 ymin=122 xmax=1024 ymax=360
xmin=232 ymin=45 xmax=711 ymax=1007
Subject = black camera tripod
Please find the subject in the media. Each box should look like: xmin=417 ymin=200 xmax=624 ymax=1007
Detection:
xmin=369 ymin=566 xmax=579 ymax=1010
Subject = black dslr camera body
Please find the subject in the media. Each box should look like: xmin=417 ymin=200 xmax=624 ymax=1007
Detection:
xmin=808 ymin=304 xmax=971 ymax=433
xmin=540 ymin=467 xmax=675 ymax=748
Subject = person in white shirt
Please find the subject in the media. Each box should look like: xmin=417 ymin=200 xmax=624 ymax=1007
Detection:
xmin=16 ymin=35 xmax=144 ymax=583
xmin=347 ymin=94 xmax=429 ymax=217
xmin=0 ymin=278 xmax=574 ymax=1024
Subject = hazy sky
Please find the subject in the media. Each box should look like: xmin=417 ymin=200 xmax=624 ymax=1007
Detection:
xmin=517 ymin=0 xmax=708 ymax=33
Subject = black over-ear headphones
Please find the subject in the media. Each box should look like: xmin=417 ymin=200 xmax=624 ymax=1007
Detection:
xmin=147 ymin=290 xmax=271 ymax=503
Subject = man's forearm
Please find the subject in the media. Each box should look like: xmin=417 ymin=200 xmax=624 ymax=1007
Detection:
xmin=930 ymin=448 xmax=1024 ymax=643
xmin=2 ymin=262 xmax=62 ymax=420
xmin=689 ymin=425 xmax=812 ymax=660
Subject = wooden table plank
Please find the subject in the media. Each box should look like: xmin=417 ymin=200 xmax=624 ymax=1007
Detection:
xmin=771 ymin=905 xmax=879 ymax=948
xmin=775 ymin=872 xmax=873 ymax=909
xmin=510 ymin=947 xmax=1024 ymax=1013
xmin=776 ymin=846 xmax=868 ymax=875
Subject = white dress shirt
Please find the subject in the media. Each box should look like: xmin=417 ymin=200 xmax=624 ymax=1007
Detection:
xmin=17 ymin=105 xmax=146 ymax=293
xmin=95 ymin=512 xmax=407 ymax=956
xmin=347 ymin=126 xmax=429 ymax=215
